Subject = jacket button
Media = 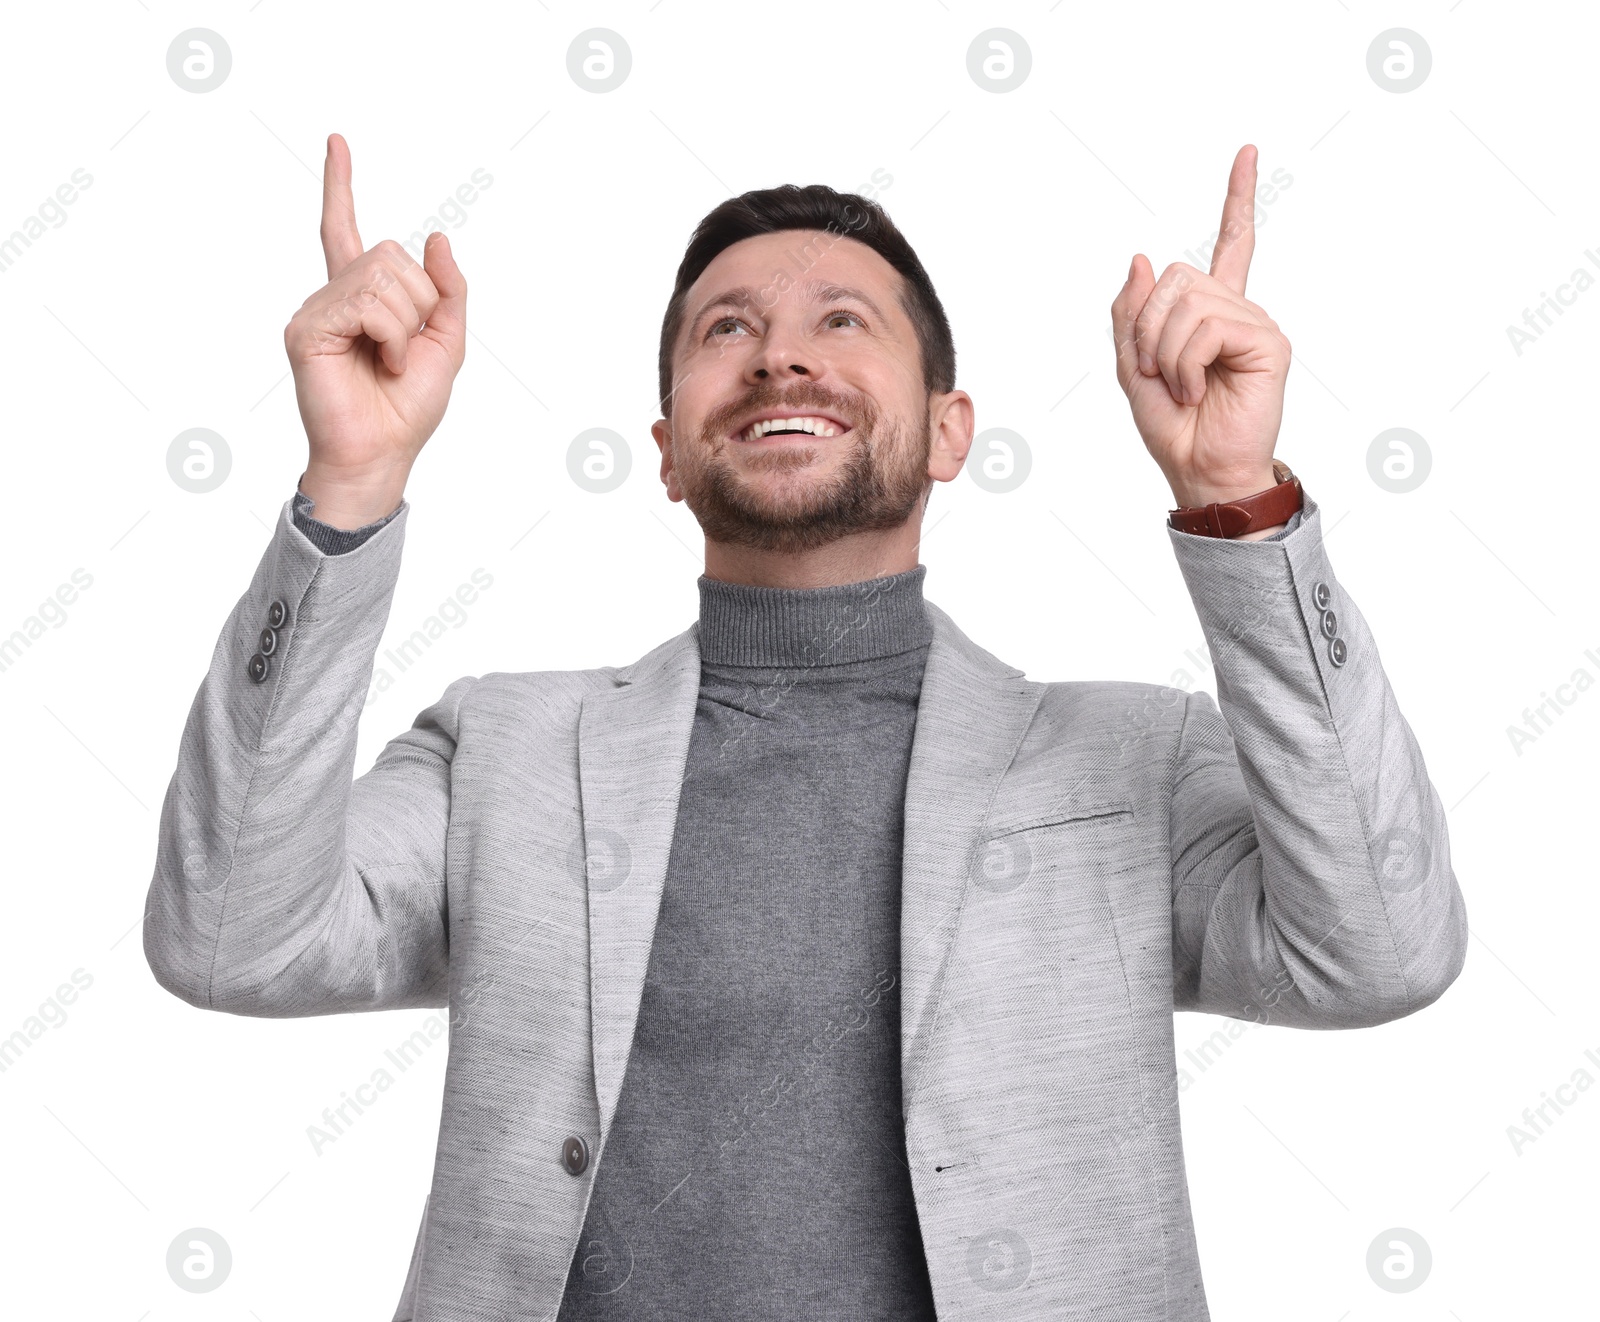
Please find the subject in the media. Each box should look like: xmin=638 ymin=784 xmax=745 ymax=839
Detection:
xmin=248 ymin=652 xmax=270 ymax=683
xmin=259 ymin=626 xmax=278 ymax=656
xmin=562 ymin=1135 xmax=589 ymax=1176
xmin=1312 ymin=582 xmax=1332 ymax=610
xmin=1329 ymin=636 xmax=1347 ymax=668
xmin=1319 ymin=609 xmax=1338 ymax=639
xmin=267 ymin=599 xmax=289 ymax=629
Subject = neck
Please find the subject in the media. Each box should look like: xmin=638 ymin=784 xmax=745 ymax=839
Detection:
xmin=700 ymin=518 xmax=925 ymax=590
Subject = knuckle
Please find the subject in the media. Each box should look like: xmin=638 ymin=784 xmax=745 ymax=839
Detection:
xmin=330 ymin=291 xmax=365 ymax=326
xmin=322 ymin=296 xmax=362 ymax=334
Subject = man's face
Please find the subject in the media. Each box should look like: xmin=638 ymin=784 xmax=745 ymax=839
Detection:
xmin=653 ymin=229 xmax=944 ymax=555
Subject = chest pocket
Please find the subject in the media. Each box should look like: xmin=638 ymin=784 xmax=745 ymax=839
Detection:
xmin=974 ymin=799 xmax=1134 ymax=895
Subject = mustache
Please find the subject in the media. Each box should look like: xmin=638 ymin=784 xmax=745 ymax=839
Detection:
xmin=702 ymin=381 xmax=873 ymax=438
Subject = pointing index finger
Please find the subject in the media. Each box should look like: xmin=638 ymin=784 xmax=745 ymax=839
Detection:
xmin=320 ymin=133 xmax=363 ymax=280
xmin=1208 ymin=144 xmax=1258 ymax=297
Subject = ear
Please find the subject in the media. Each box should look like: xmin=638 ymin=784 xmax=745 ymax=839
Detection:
xmin=926 ymin=390 xmax=974 ymax=484
xmin=651 ymin=418 xmax=684 ymax=503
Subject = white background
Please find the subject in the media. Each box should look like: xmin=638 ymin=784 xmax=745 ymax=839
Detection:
xmin=1 ymin=1 xmax=1595 ymax=1317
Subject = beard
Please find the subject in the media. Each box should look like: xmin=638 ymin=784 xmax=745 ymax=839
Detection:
xmin=673 ymin=381 xmax=932 ymax=556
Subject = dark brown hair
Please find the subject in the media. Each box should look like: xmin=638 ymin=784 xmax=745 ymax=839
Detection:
xmin=657 ymin=184 xmax=955 ymax=416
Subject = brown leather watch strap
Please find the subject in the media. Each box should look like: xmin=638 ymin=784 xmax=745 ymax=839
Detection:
xmin=1167 ymin=460 xmax=1303 ymax=538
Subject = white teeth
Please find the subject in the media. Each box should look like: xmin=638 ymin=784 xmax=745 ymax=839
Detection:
xmin=739 ymin=415 xmax=844 ymax=441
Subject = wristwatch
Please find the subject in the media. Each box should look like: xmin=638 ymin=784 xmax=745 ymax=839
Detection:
xmin=1167 ymin=459 xmax=1302 ymax=538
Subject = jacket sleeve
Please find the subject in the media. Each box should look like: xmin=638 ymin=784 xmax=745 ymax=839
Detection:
xmin=1166 ymin=491 xmax=1468 ymax=1028
xmin=143 ymin=493 xmax=472 ymax=1017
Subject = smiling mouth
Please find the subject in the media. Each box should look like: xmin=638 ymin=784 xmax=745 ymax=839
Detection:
xmin=733 ymin=414 xmax=853 ymax=443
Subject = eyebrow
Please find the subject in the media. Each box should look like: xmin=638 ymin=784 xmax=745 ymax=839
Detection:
xmin=687 ymin=280 xmax=887 ymax=337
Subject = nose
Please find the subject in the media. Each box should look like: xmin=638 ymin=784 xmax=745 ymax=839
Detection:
xmin=744 ymin=316 xmax=816 ymax=384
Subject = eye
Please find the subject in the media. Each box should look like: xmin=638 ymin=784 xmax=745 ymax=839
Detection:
xmin=706 ymin=317 xmax=749 ymax=339
xmin=824 ymin=309 xmax=864 ymax=329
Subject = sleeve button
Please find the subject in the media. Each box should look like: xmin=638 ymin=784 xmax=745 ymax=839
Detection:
xmin=267 ymin=599 xmax=289 ymax=629
xmin=1312 ymin=582 xmax=1332 ymax=610
xmin=259 ymin=626 xmax=278 ymax=656
xmin=1319 ymin=609 xmax=1338 ymax=639
xmin=248 ymin=653 xmax=270 ymax=683
xmin=1329 ymin=636 xmax=1347 ymax=668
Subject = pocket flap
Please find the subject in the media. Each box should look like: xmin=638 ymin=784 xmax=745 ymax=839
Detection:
xmin=983 ymin=798 xmax=1135 ymax=840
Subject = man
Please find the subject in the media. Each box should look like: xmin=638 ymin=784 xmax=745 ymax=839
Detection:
xmin=144 ymin=134 xmax=1467 ymax=1321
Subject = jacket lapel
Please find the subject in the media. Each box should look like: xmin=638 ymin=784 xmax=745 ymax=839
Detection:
xmin=899 ymin=602 xmax=1042 ymax=1118
xmin=575 ymin=598 xmax=1041 ymax=1143
xmin=577 ymin=623 xmax=702 ymax=1141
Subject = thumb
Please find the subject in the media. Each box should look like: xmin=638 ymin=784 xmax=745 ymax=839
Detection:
xmin=1112 ymin=253 xmax=1156 ymax=393
xmin=420 ymin=231 xmax=468 ymax=368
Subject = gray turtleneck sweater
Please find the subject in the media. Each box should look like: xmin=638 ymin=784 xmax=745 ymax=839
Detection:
xmin=556 ymin=560 xmax=939 ymax=1320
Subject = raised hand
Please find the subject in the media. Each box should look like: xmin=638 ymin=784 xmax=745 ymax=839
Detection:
xmin=283 ymin=134 xmax=468 ymax=523
xmin=1110 ymin=144 xmax=1291 ymax=509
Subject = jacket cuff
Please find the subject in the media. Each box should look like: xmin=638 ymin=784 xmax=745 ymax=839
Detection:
xmin=291 ymin=486 xmax=405 ymax=556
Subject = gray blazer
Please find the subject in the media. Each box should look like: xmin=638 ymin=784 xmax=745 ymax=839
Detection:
xmin=144 ymin=489 xmax=1467 ymax=1320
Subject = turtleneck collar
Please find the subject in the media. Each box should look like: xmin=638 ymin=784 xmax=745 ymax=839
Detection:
xmin=695 ymin=564 xmax=932 ymax=668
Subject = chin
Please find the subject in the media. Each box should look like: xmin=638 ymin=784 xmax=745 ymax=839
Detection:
xmin=715 ymin=487 xmax=840 ymax=531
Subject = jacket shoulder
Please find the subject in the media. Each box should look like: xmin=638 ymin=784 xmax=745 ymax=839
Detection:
xmin=1032 ymin=676 xmax=1192 ymax=720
